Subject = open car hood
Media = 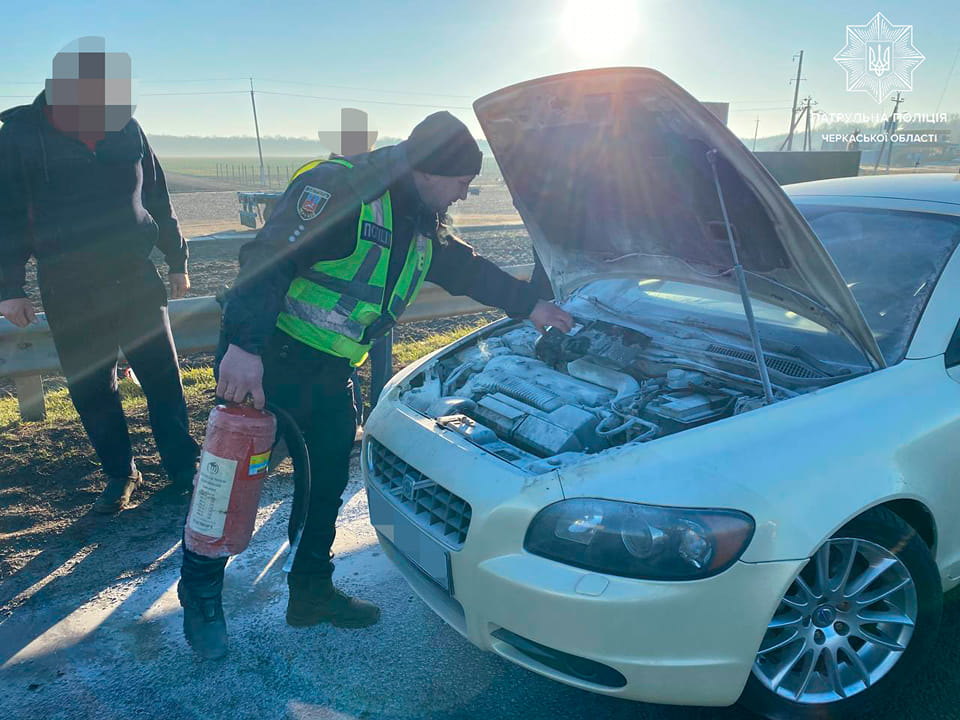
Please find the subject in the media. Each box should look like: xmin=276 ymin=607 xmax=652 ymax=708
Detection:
xmin=473 ymin=68 xmax=885 ymax=369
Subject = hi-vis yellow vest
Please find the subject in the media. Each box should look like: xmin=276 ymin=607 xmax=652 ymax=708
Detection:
xmin=276 ymin=158 xmax=433 ymax=366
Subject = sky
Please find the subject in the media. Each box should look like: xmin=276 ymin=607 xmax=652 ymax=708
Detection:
xmin=0 ymin=0 xmax=958 ymax=146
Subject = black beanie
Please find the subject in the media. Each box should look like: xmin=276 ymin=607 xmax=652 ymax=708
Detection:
xmin=406 ymin=111 xmax=482 ymax=177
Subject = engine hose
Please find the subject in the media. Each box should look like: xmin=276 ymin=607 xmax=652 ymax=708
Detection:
xmin=596 ymin=414 xmax=640 ymax=437
xmin=265 ymin=403 xmax=312 ymax=572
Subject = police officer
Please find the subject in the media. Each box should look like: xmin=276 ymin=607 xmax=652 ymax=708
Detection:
xmin=178 ymin=111 xmax=573 ymax=658
xmin=0 ymin=39 xmax=199 ymax=512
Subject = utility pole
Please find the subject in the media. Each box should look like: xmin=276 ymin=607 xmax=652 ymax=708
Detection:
xmin=753 ymin=115 xmax=760 ymax=151
xmin=249 ymin=78 xmax=265 ymax=186
xmin=873 ymin=92 xmax=903 ymax=175
xmin=786 ymin=50 xmax=804 ymax=151
xmin=802 ymin=96 xmax=817 ymax=151
xmin=780 ymin=99 xmax=808 ymax=151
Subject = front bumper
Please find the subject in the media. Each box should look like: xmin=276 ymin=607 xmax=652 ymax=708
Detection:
xmin=363 ymin=400 xmax=803 ymax=707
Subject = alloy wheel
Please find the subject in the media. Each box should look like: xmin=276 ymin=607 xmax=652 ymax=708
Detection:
xmin=752 ymin=537 xmax=918 ymax=704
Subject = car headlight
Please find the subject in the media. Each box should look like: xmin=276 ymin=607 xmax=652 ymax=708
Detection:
xmin=524 ymin=498 xmax=755 ymax=581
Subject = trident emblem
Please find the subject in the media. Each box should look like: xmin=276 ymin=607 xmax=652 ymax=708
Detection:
xmin=868 ymin=43 xmax=892 ymax=77
xmin=834 ymin=13 xmax=925 ymax=103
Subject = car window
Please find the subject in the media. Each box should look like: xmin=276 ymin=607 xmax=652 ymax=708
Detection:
xmin=796 ymin=205 xmax=960 ymax=364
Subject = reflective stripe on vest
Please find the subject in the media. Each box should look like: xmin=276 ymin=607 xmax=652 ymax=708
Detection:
xmin=275 ymin=158 xmax=433 ymax=366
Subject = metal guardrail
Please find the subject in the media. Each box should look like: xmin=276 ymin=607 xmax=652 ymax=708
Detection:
xmin=0 ymin=264 xmax=533 ymax=422
xmin=186 ymin=222 xmax=525 ymax=245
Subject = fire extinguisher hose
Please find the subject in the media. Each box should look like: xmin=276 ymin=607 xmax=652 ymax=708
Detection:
xmin=265 ymin=403 xmax=312 ymax=573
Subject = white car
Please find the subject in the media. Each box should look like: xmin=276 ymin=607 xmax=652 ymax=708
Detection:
xmin=362 ymin=68 xmax=960 ymax=719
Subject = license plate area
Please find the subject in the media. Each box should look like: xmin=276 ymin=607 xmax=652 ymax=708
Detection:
xmin=367 ymin=483 xmax=453 ymax=593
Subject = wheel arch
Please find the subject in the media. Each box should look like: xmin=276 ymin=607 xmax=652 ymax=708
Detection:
xmin=868 ymin=498 xmax=937 ymax=551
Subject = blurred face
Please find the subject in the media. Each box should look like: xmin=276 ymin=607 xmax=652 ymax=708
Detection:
xmin=412 ymin=171 xmax=475 ymax=213
xmin=44 ymin=38 xmax=134 ymax=139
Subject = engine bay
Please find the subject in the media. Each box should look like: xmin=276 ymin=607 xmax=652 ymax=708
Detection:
xmin=399 ymin=318 xmax=832 ymax=472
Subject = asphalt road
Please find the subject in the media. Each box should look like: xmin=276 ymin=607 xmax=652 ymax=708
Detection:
xmin=2 ymin=452 xmax=958 ymax=720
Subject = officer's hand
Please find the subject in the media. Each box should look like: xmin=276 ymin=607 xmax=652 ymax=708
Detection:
xmin=216 ymin=344 xmax=266 ymax=409
xmin=528 ymin=300 xmax=574 ymax=335
xmin=169 ymin=273 xmax=191 ymax=300
xmin=0 ymin=298 xmax=38 ymax=328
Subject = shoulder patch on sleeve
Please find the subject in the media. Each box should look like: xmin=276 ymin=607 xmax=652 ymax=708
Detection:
xmin=297 ymin=186 xmax=332 ymax=221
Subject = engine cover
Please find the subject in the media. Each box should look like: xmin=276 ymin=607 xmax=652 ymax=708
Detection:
xmin=471 ymin=392 xmax=601 ymax=457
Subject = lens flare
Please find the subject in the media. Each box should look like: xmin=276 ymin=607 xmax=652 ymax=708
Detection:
xmin=560 ymin=0 xmax=640 ymax=60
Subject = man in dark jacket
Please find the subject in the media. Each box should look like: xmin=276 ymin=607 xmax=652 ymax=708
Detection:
xmin=0 ymin=39 xmax=199 ymax=512
xmin=178 ymin=111 xmax=573 ymax=659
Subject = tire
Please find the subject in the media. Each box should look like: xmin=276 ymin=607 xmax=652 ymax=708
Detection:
xmin=739 ymin=506 xmax=942 ymax=720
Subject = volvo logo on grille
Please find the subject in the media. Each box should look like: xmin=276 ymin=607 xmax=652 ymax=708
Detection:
xmin=400 ymin=474 xmax=435 ymax=501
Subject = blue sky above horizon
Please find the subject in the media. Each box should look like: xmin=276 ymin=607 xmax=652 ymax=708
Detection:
xmin=1 ymin=1 xmax=957 ymax=145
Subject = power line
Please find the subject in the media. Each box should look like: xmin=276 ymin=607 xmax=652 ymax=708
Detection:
xmin=934 ymin=41 xmax=960 ymax=114
xmin=255 ymin=78 xmax=475 ymax=99
xmin=138 ymin=90 xmax=248 ymax=97
xmin=0 ymin=76 xmax=477 ymax=101
xmin=730 ymin=106 xmax=793 ymax=113
xmin=727 ymin=100 xmax=795 ymax=105
xmin=138 ymin=77 xmax=251 ymax=84
xmin=255 ymin=89 xmax=471 ymax=110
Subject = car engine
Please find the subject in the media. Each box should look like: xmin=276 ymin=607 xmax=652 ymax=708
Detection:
xmin=399 ymin=319 xmax=788 ymax=472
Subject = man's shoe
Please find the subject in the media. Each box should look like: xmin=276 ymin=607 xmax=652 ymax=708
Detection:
xmin=178 ymin=580 xmax=228 ymax=660
xmin=93 ymin=471 xmax=142 ymax=514
xmin=286 ymin=575 xmax=380 ymax=628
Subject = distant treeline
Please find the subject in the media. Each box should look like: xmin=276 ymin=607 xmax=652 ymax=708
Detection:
xmin=148 ymin=134 xmax=493 ymax=157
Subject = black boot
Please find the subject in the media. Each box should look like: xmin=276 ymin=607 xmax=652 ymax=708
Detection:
xmin=168 ymin=461 xmax=199 ymax=493
xmin=178 ymin=579 xmax=228 ymax=660
xmin=286 ymin=574 xmax=380 ymax=628
xmin=93 ymin=470 xmax=142 ymax=514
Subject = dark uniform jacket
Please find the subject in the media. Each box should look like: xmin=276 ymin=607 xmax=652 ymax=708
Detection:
xmin=224 ymin=143 xmax=541 ymax=355
xmin=0 ymin=92 xmax=187 ymax=302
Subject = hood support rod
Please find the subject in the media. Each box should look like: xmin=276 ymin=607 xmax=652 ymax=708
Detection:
xmin=706 ymin=149 xmax=775 ymax=405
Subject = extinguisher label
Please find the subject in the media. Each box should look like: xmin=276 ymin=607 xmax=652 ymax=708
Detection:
xmin=188 ymin=450 xmax=239 ymax=538
xmin=249 ymin=450 xmax=271 ymax=475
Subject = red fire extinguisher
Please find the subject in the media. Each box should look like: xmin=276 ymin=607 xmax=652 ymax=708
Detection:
xmin=184 ymin=403 xmax=277 ymax=558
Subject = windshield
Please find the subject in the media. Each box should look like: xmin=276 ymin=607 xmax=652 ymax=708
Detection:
xmin=573 ymin=206 xmax=960 ymax=368
xmin=797 ymin=205 xmax=960 ymax=364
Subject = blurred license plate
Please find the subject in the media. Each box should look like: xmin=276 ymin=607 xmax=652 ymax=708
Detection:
xmin=366 ymin=483 xmax=451 ymax=591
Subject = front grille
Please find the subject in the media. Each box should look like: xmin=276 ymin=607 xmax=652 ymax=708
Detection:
xmin=706 ymin=344 xmax=826 ymax=379
xmin=368 ymin=439 xmax=471 ymax=548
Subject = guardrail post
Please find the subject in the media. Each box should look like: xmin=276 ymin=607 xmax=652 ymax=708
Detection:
xmin=14 ymin=374 xmax=46 ymax=421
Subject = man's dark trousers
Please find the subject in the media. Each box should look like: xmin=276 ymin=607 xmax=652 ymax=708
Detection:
xmin=41 ymin=267 xmax=198 ymax=479
xmin=181 ymin=329 xmax=357 ymax=590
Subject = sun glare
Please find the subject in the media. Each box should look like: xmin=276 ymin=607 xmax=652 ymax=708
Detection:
xmin=560 ymin=0 xmax=640 ymax=60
